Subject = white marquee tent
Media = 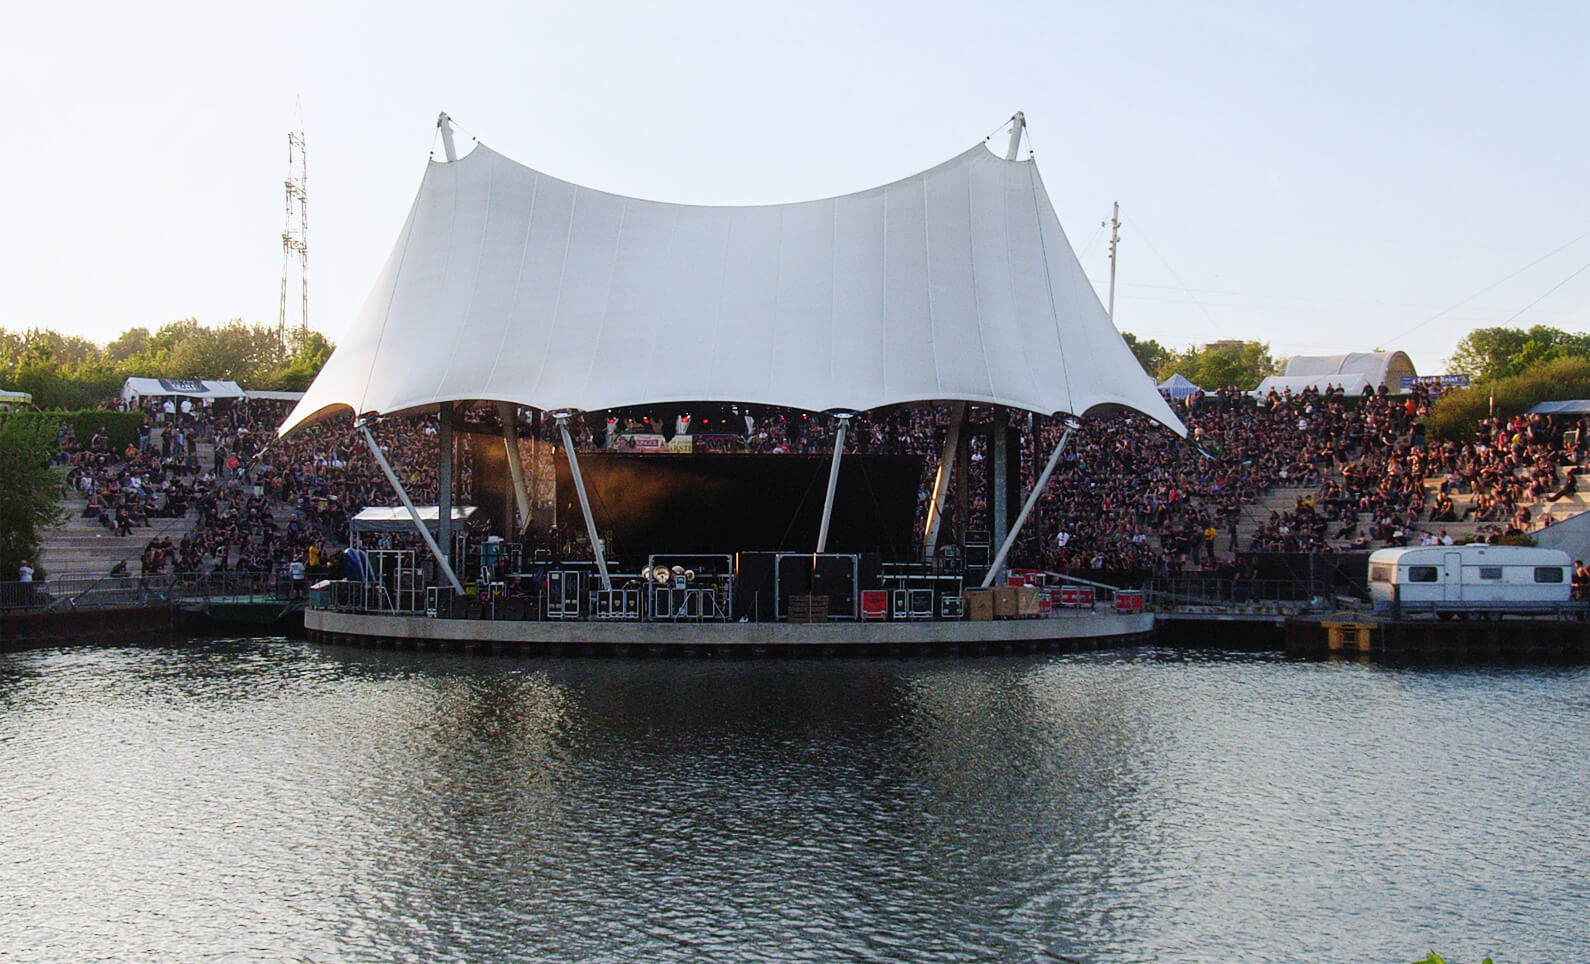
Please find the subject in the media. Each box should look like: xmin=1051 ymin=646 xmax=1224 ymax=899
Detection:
xmin=1282 ymin=351 xmax=1416 ymax=392
xmin=122 ymin=377 xmax=246 ymax=403
xmin=1253 ymin=373 xmax=1374 ymax=396
xmin=349 ymin=505 xmax=476 ymax=534
xmin=279 ymin=127 xmax=1185 ymax=439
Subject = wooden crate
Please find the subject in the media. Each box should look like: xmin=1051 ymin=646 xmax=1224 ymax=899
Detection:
xmin=964 ymin=589 xmax=996 ymax=621
xmin=1016 ymin=585 xmax=1043 ymax=617
xmin=993 ymin=586 xmax=1020 ymax=618
xmin=787 ymin=594 xmax=829 ymax=623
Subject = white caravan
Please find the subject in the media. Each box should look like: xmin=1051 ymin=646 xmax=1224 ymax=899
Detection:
xmin=1368 ymin=544 xmax=1573 ymax=614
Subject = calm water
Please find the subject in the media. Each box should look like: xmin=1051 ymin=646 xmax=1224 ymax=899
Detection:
xmin=1 ymin=639 xmax=1585 ymax=963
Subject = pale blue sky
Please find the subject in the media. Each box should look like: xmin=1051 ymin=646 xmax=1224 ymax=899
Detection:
xmin=3 ymin=0 xmax=1586 ymax=376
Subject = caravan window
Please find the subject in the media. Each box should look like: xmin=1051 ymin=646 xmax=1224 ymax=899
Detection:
xmin=1370 ymin=564 xmax=1393 ymax=583
xmin=1478 ymin=567 xmax=1503 ymax=580
xmin=1535 ymin=567 xmax=1565 ymax=583
xmin=1407 ymin=566 xmax=1438 ymax=583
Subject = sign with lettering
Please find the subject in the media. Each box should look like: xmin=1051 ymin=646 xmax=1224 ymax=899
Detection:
xmin=1401 ymin=374 xmax=1470 ymax=389
xmin=614 ymin=433 xmax=667 ymax=451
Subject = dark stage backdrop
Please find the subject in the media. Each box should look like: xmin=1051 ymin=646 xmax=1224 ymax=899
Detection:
xmin=553 ymin=454 xmax=922 ymax=562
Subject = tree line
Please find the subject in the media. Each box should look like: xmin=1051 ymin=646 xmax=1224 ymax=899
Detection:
xmin=1120 ymin=334 xmax=1281 ymax=391
xmin=1120 ymin=324 xmax=1590 ymax=393
xmin=0 ymin=320 xmax=334 ymax=411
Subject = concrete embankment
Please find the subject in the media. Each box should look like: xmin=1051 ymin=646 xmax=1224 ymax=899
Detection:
xmin=1283 ymin=614 xmax=1590 ymax=663
xmin=2 ymin=605 xmax=186 ymax=653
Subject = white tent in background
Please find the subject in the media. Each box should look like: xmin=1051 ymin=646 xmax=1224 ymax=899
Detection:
xmin=1157 ymin=373 xmax=1202 ymax=400
xmin=1282 ymin=351 xmax=1416 ymax=393
xmin=1253 ymin=373 xmax=1374 ymax=397
xmin=349 ymin=505 xmax=476 ymax=534
xmin=121 ymin=377 xmax=246 ymax=403
xmin=279 ymin=128 xmax=1185 ymax=438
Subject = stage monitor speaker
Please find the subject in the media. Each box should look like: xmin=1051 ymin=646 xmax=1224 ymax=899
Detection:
xmin=734 ymin=552 xmax=778 ymax=622
xmin=811 ymin=554 xmax=858 ymax=618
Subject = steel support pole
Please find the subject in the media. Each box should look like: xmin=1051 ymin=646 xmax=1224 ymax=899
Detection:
xmin=981 ymin=425 xmax=1074 ymax=589
xmin=359 ymin=422 xmax=464 ymax=594
xmin=815 ymin=414 xmax=851 ymax=553
xmin=557 ymin=416 xmax=612 ymax=590
xmin=922 ymin=401 xmax=965 ymax=559
xmin=497 ymin=402 xmax=532 ymax=535
xmin=991 ymin=409 xmax=1009 ymax=554
xmin=437 ymin=403 xmax=454 ymax=572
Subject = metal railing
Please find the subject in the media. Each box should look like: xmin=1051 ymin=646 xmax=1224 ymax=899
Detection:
xmin=1143 ymin=575 xmax=1332 ymax=612
xmin=1 ymin=570 xmax=300 ymax=614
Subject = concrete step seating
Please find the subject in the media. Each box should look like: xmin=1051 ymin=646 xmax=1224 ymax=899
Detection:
xmin=40 ymin=425 xmax=303 ymax=578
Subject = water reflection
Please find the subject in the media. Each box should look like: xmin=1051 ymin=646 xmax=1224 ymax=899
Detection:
xmin=1 ymin=641 xmax=1586 ymax=963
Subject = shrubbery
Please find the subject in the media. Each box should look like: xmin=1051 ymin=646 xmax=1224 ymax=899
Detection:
xmin=0 ymin=415 xmax=64 ymax=579
xmin=0 ymin=410 xmax=145 ymax=455
xmin=1424 ymin=357 xmax=1590 ymax=441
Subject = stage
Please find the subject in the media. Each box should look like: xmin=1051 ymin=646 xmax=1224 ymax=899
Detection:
xmin=306 ymin=607 xmax=1154 ymax=657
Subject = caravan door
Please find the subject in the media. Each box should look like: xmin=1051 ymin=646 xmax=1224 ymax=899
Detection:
xmin=1442 ymin=552 xmax=1462 ymax=602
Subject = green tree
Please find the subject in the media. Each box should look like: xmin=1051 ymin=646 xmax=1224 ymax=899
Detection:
xmin=1161 ymin=341 xmax=1279 ymax=391
xmin=0 ymin=415 xmax=64 ymax=578
xmin=105 ymin=326 xmax=151 ymax=364
xmin=261 ymin=328 xmax=336 ymax=390
xmin=1121 ymin=332 xmax=1171 ymax=378
xmin=1448 ymin=325 xmax=1590 ymax=382
xmin=1425 ymin=356 xmax=1590 ymax=440
xmin=2 ymin=320 xmax=335 ymax=408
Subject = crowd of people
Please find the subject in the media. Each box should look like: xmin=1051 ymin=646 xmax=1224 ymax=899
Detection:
xmin=43 ymin=377 xmax=1590 ymax=586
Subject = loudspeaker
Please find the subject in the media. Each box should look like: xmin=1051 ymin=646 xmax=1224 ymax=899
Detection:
xmin=734 ymin=552 xmax=778 ymax=621
xmin=811 ymin=555 xmax=857 ymax=618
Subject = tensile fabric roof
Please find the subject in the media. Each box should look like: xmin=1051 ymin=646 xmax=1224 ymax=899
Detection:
xmin=279 ymin=132 xmax=1185 ymax=438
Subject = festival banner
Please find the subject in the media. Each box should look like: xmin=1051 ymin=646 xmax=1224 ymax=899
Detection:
xmin=614 ymin=433 xmax=667 ymax=451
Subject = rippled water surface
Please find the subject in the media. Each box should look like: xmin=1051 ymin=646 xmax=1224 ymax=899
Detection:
xmin=2 ymin=639 xmax=1586 ymax=963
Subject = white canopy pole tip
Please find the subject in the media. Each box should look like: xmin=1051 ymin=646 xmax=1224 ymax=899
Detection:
xmin=1004 ymin=112 xmax=1026 ymax=161
xmin=437 ymin=112 xmax=458 ymax=163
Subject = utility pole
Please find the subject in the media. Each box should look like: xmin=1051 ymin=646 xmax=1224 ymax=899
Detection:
xmin=1105 ymin=201 xmax=1120 ymax=319
xmin=278 ymin=116 xmax=309 ymax=351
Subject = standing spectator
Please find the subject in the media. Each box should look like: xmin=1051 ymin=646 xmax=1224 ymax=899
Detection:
xmin=16 ymin=560 xmax=34 ymax=608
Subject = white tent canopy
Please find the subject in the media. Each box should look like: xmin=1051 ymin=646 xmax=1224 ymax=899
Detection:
xmin=1283 ymin=351 xmax=1415 ymax=392
xmin=280 ymin=127 xmax=1185 ymax=439
xmin=122 ymin=377 xmax=246 ymax=402
xmin=349 ymin=505 xmax=476 ymax=534
xmin=1254 ymin=373 xmax=1374 ymax=396
xmin=1157 ymin=373 xmax=1201 ymax=399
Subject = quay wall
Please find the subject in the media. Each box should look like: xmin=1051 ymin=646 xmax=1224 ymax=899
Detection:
xmin=1284 ymin=615 xmax=1590 ymax=663
xmin=305 ymin=609 xmax=1153 ymax=657
xmin=2 ymin=605 xmax=185 ymax=653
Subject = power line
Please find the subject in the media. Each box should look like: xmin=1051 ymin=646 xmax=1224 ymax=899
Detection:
xmin=1381 ymin=229 xmax=1590 ymax=344
xmin=1497 ymin=256 xmax=1590 ymax=327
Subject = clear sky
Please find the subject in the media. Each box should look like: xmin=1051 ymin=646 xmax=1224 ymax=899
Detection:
xmin=3 ymin=0 xmax=1586 ymax=376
